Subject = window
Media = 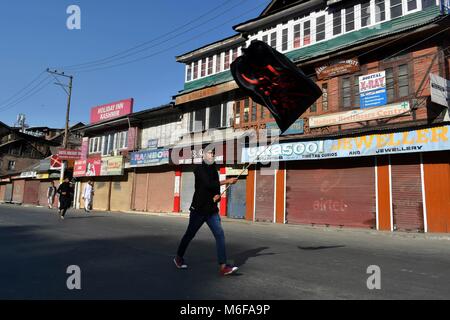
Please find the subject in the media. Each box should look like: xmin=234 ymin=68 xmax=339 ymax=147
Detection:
xmin=293 ymin=24 xmax=301 ymax=48
xmin=116 ymin=131 xmax=128 ymax=150
xmin=260 ymin=104 xmax=265 ymax=120
xmin=384 ymin=63 xmax=410 ymax=103
xmin=422 ymin=0 xmax=435 ymax=8
xmin=342 ymin=77 xmax=352 ymax=108
xmin=353 ymin=77 xmax=360 ymax=108
xmin=232 ymin=48 xmax=239 ymax=62
xmin=375 ymin=0 xmax=386 ymax=22
xmin=282 ymin=28 xmax=289 ymax=51
xmin=193 ymin=61 xmax=199 ymax=80
xmin=207 ymin=56 xmax=213 ymax=75
xmin=216 ymin=54 xmax=222 ymax=73
xmin=333 ymin=11 xmax=342 ymax=36
xmin=209 ymin=105 xmax=222 ymax=129
xmin=244 ymin=98 xmax=250 ymax=122
xmin=7 ymin=161 xmax=15 ymax=171
xmin=303 ymin=21 xmax=311 ymax=45
xmin=262 ymin=34 xmax=269 ymax=44
xmin=310 ymin=102 xmax=317 ymax=113
xmin=190 ymin=109 xmax=206 ymax=132
xmin=186 ymin=64 xmax=192 ymax=82
xmin=224 ymin=51 xmax=230 ymax=70
xmin=221 ymin=103 xmax=228 ymax=127
xmin=201 ymin=59 xmax=206 ymax=77
xmin=398 ymin=64 xmax=409 ymax=98
xmin=407 ymin=0 xmax=418 ymax=10
xmin=390 ymin=0 xmax=403 ymax=19
xmin=316 ymin=16 xmax=326 ymax=42
xmin=234 ymin=102 xmax=241 ymax=125
xmin=89 ymin=137 xmax=102 ymax=154
xmin=270 ymin=32 xmax=277 ymax=49
xmin=322 ymin=83 xmax=328 ymax=111
xmin=386 ymin=68 xmax=395 ymax=102
xmin=251 ymin=101 xmax=257 ymax=122
xmin=345 ymin=6 xmax=355 ymax=32
xmin=361 ymin=0 xmax=371 ymax=27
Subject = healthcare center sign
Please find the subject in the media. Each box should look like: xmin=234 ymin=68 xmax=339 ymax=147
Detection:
xmin=90 ymin=98 xmax=134 ymax=124
xmin=242 ymin=125 xmax=450 ymax=163
xmin=359 ymin=72 xmax=387 ymax=109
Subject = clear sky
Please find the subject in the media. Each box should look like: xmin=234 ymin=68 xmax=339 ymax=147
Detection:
xmin=0 ymin=0 xmax=270 ymax=128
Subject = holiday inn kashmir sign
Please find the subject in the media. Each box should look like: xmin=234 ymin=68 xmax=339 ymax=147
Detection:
xmin=90 ymin=98 xmax=134 ymax=124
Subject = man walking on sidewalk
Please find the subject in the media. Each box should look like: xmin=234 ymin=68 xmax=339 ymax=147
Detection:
xmin=174 ymin=148 xmax=239 ymax=276
xmin=83 ymin=180 xmax=94 ymax=213
xmin=47 ymin=181 xmax=57 ymax=209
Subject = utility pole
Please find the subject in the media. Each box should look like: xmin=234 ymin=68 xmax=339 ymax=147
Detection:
xmin=46 ymin=69 xmax=74 ymax=183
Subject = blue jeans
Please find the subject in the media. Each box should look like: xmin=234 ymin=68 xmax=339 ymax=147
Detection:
xmin=177 ymin=212 xmax=227 ymax=265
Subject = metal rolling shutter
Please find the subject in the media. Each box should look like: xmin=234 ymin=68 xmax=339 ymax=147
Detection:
xmin=110 ymin=173 xmax=133 ymax=212
xmin=255 ymin=168 xmax=275 ymax=223
xmin=391 ymin=154 xmax=424 ymax=232
xmin=0 ymin=185 xmax=5 ymax=201
xmin=23 ymin=180 xmax=40 ymax=205
xmin=38 ymin=182 xmax=49 ymax=206
xmin=227 ymin=177 xmax=247 ymax=219
xmin=286 ymin=158 xmax=376 ymax=228
xmin=92 ymin=179 xmax=110 ymax=211
xmin=133 ymin=172 xmax=148 ymax=211
xmin=12 ymin=180 xmax=25 ymax=204
xmin=146 ymin=169 xmax=174 ymax=213
xmin=181 ymin=169 xmax=195 ymax=213
xmin=5 ymin=184 xmax=13 ymax=202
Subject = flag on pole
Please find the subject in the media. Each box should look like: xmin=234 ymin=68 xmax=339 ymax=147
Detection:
xmin=231 ymin=40 xmax=322 ymax=133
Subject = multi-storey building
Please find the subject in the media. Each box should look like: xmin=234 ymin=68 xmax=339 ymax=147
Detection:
xmin=174 ymin=0 xmax=450 ymax=233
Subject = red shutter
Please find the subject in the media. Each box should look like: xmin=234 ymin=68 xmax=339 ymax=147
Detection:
xmin=23 ymin=180 xmax=40 ymax=205
xmin=286 ymin=158 xmax=376 ymax=228
xmin=146 ymin=169 xmax=175 ymax=213
xmin=255 ymin=168 xmax=275 ymax=223
xmin=12 ymin=180 xmax=25 ymax=204
xmin=391 ymin=154 xmax=424 ymax=232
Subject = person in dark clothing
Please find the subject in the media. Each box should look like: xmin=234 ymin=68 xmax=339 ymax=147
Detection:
xmin=57 ymin=177 xmax=72 ymax=220
xmin=174 ymin=149 xmax=239 ymax=276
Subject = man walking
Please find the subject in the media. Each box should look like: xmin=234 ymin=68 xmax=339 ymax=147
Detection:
xmin=83 ymin=180 xmax=94 ymax=213
xmin=57 ymin=177 xmax=72 ymax=219
xmin=47 ymin=181 xmax=57 ymax=209
xmin=174 ymin=149 xmax=239 ymax=276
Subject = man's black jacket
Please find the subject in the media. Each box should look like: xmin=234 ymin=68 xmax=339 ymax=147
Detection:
xmin=190 ymin=161 xmax=221 ymax=215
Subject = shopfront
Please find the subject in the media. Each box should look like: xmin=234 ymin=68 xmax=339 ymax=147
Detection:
xmin=242 ymin=125 xmax=450 ymax=233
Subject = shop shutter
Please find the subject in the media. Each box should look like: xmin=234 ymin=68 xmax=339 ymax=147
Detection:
xmin=391 ymin=154 xmax=424 ymax=232
xmin=146 ymin=169 xmax=175 ymax=213
xmin=181 ymin=169 xmax=195 ymax=213
xmin=133 ymin=172 xmax=148 ymax=211
xmin=39 ymin=182 xmax=49 ymax=206
xmin=227 ymin=177 xmax=247 ymax=219
xmin=255 ymin=168 xmax=275 ymax=223
xmin=5 ymin=184 xmax=13 ymax=202
xmin=23 ymin=180 xmax=40 ymax=205
xmin=110 ymin=173 xmax=133 ymax=212
xmin=12 ymin=180 xmax=25 ymax=204
xmin=0 ymin=185 xmax=5 ymax=202
xmin=93 ymin=179 xmax=110 ymax=211
xmin=286 ymin=158 xmax=376 ymax=228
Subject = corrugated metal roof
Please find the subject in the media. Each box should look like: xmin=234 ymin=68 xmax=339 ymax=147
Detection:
xmin=177 ymin=6 xmax=442 ymax=96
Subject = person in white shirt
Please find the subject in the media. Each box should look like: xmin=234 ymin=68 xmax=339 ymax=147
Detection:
xmin=83 ymin=181 xmax=94 ymax=212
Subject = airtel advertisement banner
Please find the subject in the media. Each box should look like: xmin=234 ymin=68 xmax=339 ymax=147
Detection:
xmin=90 ymin=98 xmax=134 ymax=124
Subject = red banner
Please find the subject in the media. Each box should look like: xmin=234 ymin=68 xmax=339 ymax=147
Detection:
xmin=57 ymin=149 xmax=82 ymax=160
xmin=73 ymin=160 xmax=87 ymax=177
xmin=90 ymin=98 xmax=134 ymax=124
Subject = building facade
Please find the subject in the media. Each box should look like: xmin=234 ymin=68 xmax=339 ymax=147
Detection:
xmin=174 ymin=0 xmax=450 ymax=233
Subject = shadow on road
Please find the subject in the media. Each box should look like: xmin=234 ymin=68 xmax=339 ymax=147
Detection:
xmin=232 ymin=247 xmax=276 ymax=267
xmin=298 ymin=245 xmax=345 ymax=251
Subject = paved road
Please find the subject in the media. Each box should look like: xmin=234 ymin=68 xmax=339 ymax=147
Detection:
xmin=0 ymin=204 xmax=449 ymax=300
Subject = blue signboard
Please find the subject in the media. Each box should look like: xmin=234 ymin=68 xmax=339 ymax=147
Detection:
xmin=266 ymin=119 xmax=304 ymax=136
xmin=147 ymin=139 xmax=159 ymax=149
xmin=359 ymin=72 xmax=387 ymax=109
xmin=130 ymin=149 xmax=169 ymax=167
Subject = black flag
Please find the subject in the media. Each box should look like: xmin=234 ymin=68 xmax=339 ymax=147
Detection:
xmin=231 ymin=40 xmax=322 ymax=133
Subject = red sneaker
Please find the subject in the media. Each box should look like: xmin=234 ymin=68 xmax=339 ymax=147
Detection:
xmin=173 ymin=257 xmax=188 ymax=269
xmin=220 ymin=265 xmax=239 ymax=276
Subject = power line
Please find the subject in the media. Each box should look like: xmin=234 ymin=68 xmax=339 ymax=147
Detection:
xmin=68 ymin=2 xmax=268 ymax=74
xmin=0 ymin=71 xmax=46 ymax=106
xmin=59 ymin=0 xmax=253 ymax=71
